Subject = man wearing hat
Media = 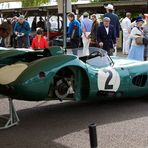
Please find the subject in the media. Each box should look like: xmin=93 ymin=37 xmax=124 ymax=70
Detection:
xmin=14 ymin=15 xmax=31 ymax=48
xmin=81 ymin=11 xmax=93 ymax=56
xmin=96 ymin=17 xmax=116 ymax=55
xmin=104 ymin=4 xmax=120 ymax=39
xmin=128 ymin=16 xmax=144 ymax=61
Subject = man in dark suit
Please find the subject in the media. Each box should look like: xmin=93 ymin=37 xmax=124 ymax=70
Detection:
xmin=97 ymin=17 xmax=116 ymax=55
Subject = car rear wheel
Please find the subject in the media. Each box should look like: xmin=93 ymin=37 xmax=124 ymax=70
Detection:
xmin=53 ymin=69 xmax=74 ymax=101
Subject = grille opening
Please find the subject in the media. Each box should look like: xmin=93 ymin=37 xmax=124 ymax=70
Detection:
xmin=132 ymin=74 xmax=147 ymax=87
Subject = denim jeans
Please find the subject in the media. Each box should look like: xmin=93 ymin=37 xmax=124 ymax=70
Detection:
xmin=17 ymin=35 xmax=30 ymax=48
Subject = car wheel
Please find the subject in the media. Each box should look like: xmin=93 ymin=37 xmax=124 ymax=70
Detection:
xmin=54 ymin=78 xmax=69 ymax=100
xmin=54 ymin=74 xmax=74 ymax=101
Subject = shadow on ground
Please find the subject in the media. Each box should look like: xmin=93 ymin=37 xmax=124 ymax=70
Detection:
xmin=0 ymin=97 xmax=148 ymax=148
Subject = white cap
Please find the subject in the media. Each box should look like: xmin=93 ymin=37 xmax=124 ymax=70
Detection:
xmin=19 ymin=15 xmax=25 ymax=19
xmin=104 ymin=4 xmax=114 ymax=10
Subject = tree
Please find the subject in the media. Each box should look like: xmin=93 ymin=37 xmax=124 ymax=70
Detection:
xmin=22 ymin=0 xmax=49 ymax=7
xmin=91 ymin=0 xmax=119 ymax=2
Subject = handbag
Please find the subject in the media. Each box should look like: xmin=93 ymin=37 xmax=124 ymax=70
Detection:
xmin=135 ymin=36 xmax=143 ymax=45
xmin=135 ymin=27 xmax=144 ymax=45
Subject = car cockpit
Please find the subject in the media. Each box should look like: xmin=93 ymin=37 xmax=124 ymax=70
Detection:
xmin=72 ymin=47 xmax=113 ymax=68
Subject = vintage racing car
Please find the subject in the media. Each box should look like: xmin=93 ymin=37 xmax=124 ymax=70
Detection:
xmin=0 ymin=47 xmax=148 ymax=129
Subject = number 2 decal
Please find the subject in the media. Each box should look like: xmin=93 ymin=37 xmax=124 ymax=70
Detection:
xmin=103 ymin=69 xmax=113 ymax=89
xmin=97 ymin=68 xmax=120 ymax=92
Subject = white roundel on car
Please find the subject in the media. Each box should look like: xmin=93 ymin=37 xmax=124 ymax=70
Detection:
xmin=97 ymin=67 xmax=120 ymax=92
xmin=0 ymin=63 xmax=28 ymax=85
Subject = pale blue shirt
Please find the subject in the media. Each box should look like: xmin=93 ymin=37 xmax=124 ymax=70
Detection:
xmin=81 ymin=17 xmax=93 ymax=32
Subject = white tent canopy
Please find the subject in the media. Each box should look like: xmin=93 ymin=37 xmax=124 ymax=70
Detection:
xmin=0 ymin=0 xmax=21 ymax=2
xmin=0 ymin=1 xmax=22 ymax=9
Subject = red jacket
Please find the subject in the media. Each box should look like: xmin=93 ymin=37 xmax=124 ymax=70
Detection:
xmin=31 ymin=35 xmax=49 ymax=49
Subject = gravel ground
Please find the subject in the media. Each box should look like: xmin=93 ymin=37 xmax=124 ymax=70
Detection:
xmin=1 ymin=97 xmax=148 ymax=148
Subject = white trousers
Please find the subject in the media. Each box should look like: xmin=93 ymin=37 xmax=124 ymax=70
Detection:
xmin=82 ymin=32 xmax=91 ymax=56
xmin=122 ymin=30 xmax=130 ymax=54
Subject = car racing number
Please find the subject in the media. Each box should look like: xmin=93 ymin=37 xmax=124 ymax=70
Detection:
xmin=97 ymin=68 xmax=120 ymax=92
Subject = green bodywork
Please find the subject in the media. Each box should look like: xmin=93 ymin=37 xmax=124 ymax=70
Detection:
xmin=0 ymin=47 xmax=148 ymax=102
xmin=0 ymin=46 xmax=64 ymax=67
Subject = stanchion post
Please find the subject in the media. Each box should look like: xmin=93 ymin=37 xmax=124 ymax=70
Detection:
xmin=88 ymin=123 xmax=98 ymax=148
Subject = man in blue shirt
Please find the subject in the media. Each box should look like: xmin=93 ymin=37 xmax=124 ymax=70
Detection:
xmin=67 ymin=12 xmax=81 ymax=48
xmin=14 ymin=15 xmax=31 ymax=48
xmin=81 ymin=12 xmax=93 ymax=56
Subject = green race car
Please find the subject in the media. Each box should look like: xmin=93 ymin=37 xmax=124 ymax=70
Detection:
xmin=0 ymin=47 xmax=147 ymax=129
xmin=0 ymin=47 xmax=147 ymax=101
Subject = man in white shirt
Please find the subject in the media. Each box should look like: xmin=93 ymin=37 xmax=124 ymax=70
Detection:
xmin=121 ymin=12 xmax=131 ymax=54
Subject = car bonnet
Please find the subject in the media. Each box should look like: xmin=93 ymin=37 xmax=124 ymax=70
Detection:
xmin=0 ymin=63 xmax=28 ymax=85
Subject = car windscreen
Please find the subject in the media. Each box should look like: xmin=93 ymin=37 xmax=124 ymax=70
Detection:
xmin=86 ymin=55 xmax=111 ymax=68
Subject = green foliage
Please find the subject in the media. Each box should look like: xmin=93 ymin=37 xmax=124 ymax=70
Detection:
xmin=91 ymin=0 xmax=119 ymax=2
xmin=22 ymin=0 xmax=49 ymax=7
xmin=72 ymin=0 xmax=78 ymax=2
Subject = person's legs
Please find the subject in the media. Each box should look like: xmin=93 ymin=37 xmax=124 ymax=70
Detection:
xmin=144 ymin=56 xmax=148 ymax=61
xmin=122 ymin=32 xmax=126 ymax=54
xmin=85 ymin=38 xmax=90 ymax=51
xmin=82 ymin=32 xmax=90 ymax=56
xmin=82 ymin=35 xmax=87 ymax=55
xmin=17 ymin=37 xmax=22 ymax=48
xmin=85 ymin=32 xmax=91 ymax=55
xmin=24 ymin=35 xmax=30 ymax=48
xmin=144 ymin=45 xmax=148 ymax=61
xmin=71 ymin=38 xmax=79 ymax=48
xmin=123 ymin=31 xmax=129 ymax=54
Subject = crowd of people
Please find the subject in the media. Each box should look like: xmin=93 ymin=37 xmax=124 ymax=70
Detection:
xmin=1 ymin=14 xmax=49 ymax=49
xmin=67 ymin=4 xmax=120 ymax=56
xmin=121 ymin=12 xmax=148 ymax=61
xmin=67 ymin=4 xmax=148 ymax=60
xmin=0 ymin=3 xmax=148 ymax=61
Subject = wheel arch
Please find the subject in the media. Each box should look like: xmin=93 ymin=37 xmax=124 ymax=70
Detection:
xmin=48 ymin=65 xmax=90 ymax=101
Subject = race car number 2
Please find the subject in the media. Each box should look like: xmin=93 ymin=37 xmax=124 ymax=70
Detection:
xmin=97 ymin=68 xmax=120 ymax=92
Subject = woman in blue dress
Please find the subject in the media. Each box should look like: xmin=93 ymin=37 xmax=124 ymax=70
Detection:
xmin=128 ymin=16 xmax=144 ymax=61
